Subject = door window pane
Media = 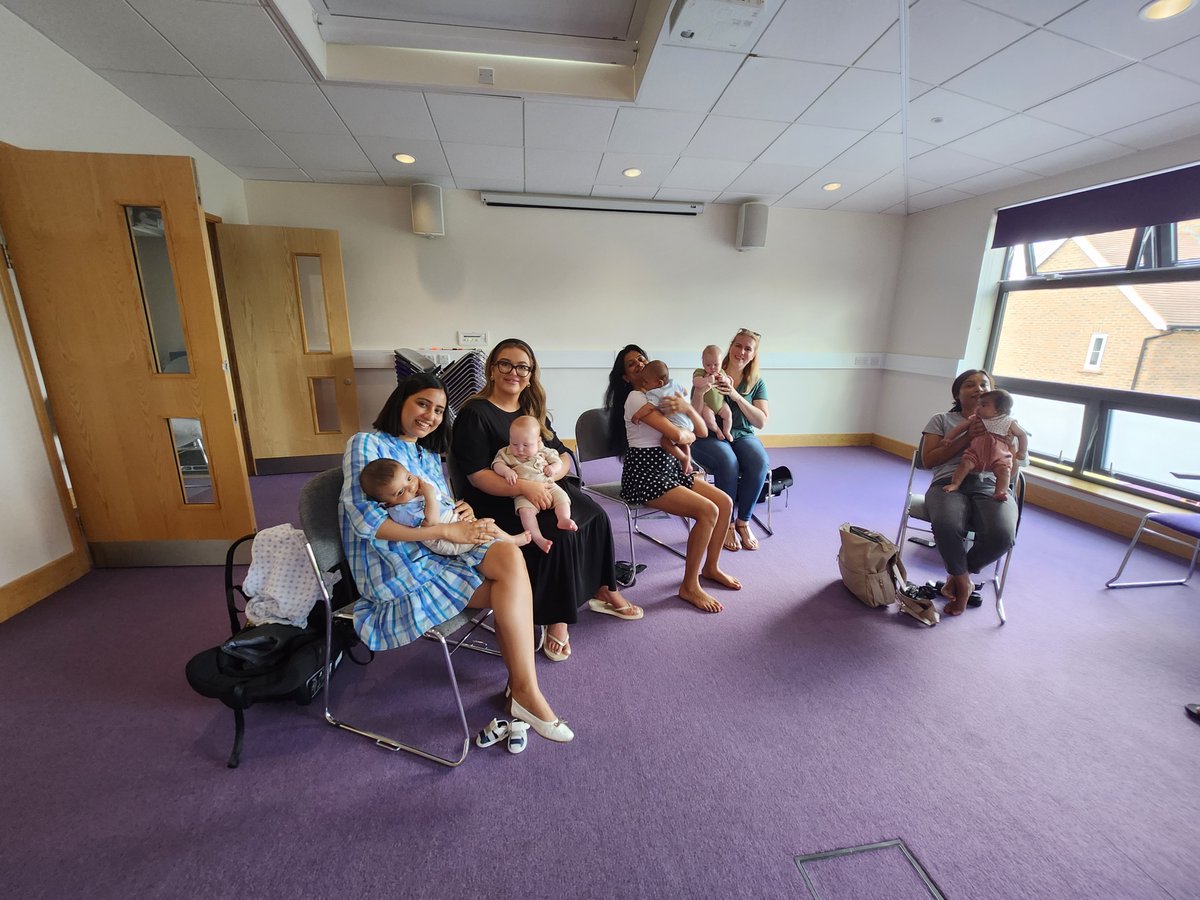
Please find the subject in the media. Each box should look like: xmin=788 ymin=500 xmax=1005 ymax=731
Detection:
xmin=1104 ymin=410 xmax=1200 ymax=493
xmin=126 ymin=206 xmax=188 ymax=373
xmin=311 ymin=377 xmax=340 ymax=433
xmin=169 ymin=417 xmax=212 ymax=503
xmin=295 ymin=255 xmax=331 ymax=353
xmin=1009 ymin=393 xmax=1084 ymax=465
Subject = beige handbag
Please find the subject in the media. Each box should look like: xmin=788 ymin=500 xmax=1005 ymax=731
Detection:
xmin=837 ymin=523 xmax=908 ymax=608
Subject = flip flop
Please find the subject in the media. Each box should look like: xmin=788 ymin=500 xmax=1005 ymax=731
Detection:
xmin=735 ymin=523 xmax=759 ymax=551
xmin=723 ymin=525 xmax=740 ymax=552
xmin=543 ymin=631 xmax=570 ymax=662
xmin=588 ymin=597 xmax=644 ymax=620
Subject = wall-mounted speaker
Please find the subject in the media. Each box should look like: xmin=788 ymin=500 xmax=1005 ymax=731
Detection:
xmin=735 ymin=201 xmax=768 ymax=251
xmin=411 ymin=183 xmax=445 ymax=238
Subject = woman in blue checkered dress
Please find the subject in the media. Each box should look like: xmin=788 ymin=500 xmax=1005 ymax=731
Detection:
xmin=341 ymin=373 xmax=572 ymax=741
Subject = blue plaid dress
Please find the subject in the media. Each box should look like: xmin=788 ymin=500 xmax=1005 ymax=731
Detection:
xmin=340 ymin=432 xmax=486 ymax=650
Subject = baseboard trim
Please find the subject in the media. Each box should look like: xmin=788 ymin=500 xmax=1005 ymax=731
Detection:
xmin=0 ymin=548 xmax=90 ymax=624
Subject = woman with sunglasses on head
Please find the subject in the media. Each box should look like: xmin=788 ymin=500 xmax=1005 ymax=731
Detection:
xmin=451 ymin=338 xmax=643 ymax=663
xmin=686 ymin=328 xmax=771 ymax=553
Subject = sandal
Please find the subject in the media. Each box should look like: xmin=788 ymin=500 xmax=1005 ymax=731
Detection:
xmin=475 ymin=718 xmax=509 ymax=748
xmin=507 ymin=720 xmax=529 ymax=754
xmin=735 ymin=522 xmax=759 ymax=551
xmin=543 ymin=630 xmax=570 ymax=662
xmin=723 ymin=524 xmax=740 ymax=552
xmin=588 ymin=597 xmax=644 ymax=620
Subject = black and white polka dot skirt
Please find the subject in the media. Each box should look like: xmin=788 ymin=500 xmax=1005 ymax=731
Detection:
xmin=621 ymin=446 xmax=695 ymax=504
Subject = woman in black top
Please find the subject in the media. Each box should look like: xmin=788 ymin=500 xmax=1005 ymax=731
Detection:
xmin=451 ymin=338 xmax=642 ymax=662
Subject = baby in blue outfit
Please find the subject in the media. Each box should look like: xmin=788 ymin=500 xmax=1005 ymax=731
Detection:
xmin=638 ymin=359 xmax=695 ymax=474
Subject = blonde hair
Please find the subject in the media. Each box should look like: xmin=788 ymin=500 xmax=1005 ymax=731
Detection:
xmin=473 ymin=338 xmax=552 ymax=440
xmin=722 ymin=328 xmax=762 ymax=392
xmin=510 ymin=415 xmax=542 ymax=440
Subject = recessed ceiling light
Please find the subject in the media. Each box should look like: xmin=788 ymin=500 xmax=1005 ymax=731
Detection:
xmin=393 ymin=153 xmax=416 ymax=164
xmin=930 ymin=116 xmax=944 ymax=124
xmin=623 ymin=168 xmax=642 ymax=178
xmin=822 ymin=182 xmax=842 ymax=192
xmin=1139 ymin=0 xmax=1195 ymax=20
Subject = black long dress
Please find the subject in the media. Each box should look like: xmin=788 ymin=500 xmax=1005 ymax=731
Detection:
xmin=450 ymin=398 xmax=617 ymax=626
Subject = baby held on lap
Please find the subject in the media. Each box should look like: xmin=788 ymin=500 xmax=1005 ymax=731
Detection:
xmin=492 ymin=415 xmax=577 ymax=553
xmin=638 ymin=360 xmax=695 ymax=474
xmin=693 ymin=344 xmax=734 ymax=441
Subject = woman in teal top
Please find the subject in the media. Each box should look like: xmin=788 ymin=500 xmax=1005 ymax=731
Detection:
xmin=689 ymin=328 xmax=770 ymax=552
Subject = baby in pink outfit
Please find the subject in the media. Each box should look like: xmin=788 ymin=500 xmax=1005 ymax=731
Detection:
xmin=941 ymin=389 xmax=1029 ymax=501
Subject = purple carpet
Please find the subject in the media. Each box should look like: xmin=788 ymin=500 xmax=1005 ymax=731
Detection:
xmin=2 ymin=447 xmax=1197 ymax=899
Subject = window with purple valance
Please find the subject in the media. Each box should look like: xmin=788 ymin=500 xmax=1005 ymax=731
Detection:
xmin=991 ymin=163 xmax=1200 ymax=249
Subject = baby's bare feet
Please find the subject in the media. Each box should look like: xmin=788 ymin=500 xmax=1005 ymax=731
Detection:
xmin=508 ymin=531 xmax=532 ymax=547
xmin=943 ymin=484 xmax=960 ymax=493
xmin=993 ymin=490 xmax=1009 ymax=502
xmin=557 ymin=517 xmax=578 ymax=532
xmin=532 ymin=535 xmax=553 ymax=554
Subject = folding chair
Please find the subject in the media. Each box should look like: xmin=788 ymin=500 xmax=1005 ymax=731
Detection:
xmin=298 ymin=467 xmax=498 ymax=767
xmin=1105 ymin=511 xmax=1200 ymax=588
xmin=753 ymin=465 xmax=793 ymax=536
xmin=895 ymin=449 xmax=1025 ymax=625
xmin=573 ymin=408 xmax=690 ymax=587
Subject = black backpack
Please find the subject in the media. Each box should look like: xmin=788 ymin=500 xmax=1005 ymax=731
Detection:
xmin=185 ymin=533 xmax=366 ymax=768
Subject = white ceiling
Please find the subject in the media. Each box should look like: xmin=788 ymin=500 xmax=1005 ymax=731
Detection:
xmin=6 ymin=0 xmax=1200 ymax=214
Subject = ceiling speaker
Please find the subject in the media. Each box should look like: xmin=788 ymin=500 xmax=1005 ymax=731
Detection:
xmin=736 ymin=201 xmax=767 ymax=251
xmin=411 ymin=183 xmax=444 ymax=238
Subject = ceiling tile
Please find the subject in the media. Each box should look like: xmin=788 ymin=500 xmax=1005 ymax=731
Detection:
xmin=425 ymin=93 xmax=524 ymax=147
xmin=357 ymin=136 xmax=452 ymax=179
xmin=593 ymin=183 xmax=659 ymax=200
xmin=265 ymin=132 xmax=375 ymax=171
xmin=717 ymin=191 xmax=784 ymax=205
xmin=905 ymin=88 xmax=1013 ymax=144
xmin=524 ymin=102 xmax=617 ymax=150
xmin=1102 ymin=101 xmax=1200 ymax=149
xmin=1 ymin=0 xmax=195 ymax=75
xmin=967 ymin=0 xmax=1082 ymax=27
xmin=681 ymin=116 xmax=788 ymax=161
xmin=799 ymin=68 xmax=902 ymax=130
xmin=595 ymin=152 xmax=676 ymax=186
xmin=607 ymin=107 xmax=706 ymax=155
xmin=759 ymin=122 xmax=866 ymax=167
xmin=1016 ymin=138 xmax=1134 ymax=177
xmin=634 ymin=44 xmax=744 ymax=113
xmin=1026 ymin=65 xmax=1200 ymax=135
xmin=173 ymin=126 xmax=294 ymax=167
xmin=128 ymin=0 xmax=312 ymax=82
xmin=524 ymin=148 xmax=603 ymax=194
xmin=301 ymin=170 xmax=385 ymax=185
xmin=655 ymin=187 xmax=720 ymax=202
xmin=833 ymin=171 xmax=907 ymax=213
xmin=1146 ymin=34 xmax=1200 ymax=84
xmin=724 ymin=162 xmax=818 ymax=195
xmin=321 ymin=85 xmax=437 ymax=140
xmin=229 ymin=166 xmax=311 ymax=182
xmin=907 ymin=146 xmax=998 ymax=182
xmin=214 ymin=79 xmax=347 ymax=133
xmin=441 ymin=142 xmax=524 ymax=181
xmin=946 ymin=115 xmax=1089 ymax=165
xmin=950 ymin=167 xmax=1039 ymax=195
xmin=822 ymin=131 xmax=905 ymax=183
xmin=752 ymin=0 xmax=897 ymax=66
xmin=456 ymin=176 xmax=525 ymax=192
xmin=943 ymin=31 xmax=1129 ymax=112
xmin=712 ymin=57 xmax=845 ymax=121
xmin=1047 ymin=0 xmax=1200 ymax=61
xmin=855 ymin=20 xmax=900 ymax=73
xmin=907 ymin=185 xmax=973 ymax=211
xmin=382 ymin=174 xmax=454 ymax=188
xmin=96 ymin=71 xmax=250 ymax=128
xmin=776 ymin=177 xmax=842 ymax=210
xmin=660 ymin=157 xmax=747 ymax=191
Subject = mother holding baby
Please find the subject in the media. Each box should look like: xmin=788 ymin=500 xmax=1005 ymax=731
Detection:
xmin=689 ymin=328 xmax=771 ymax=553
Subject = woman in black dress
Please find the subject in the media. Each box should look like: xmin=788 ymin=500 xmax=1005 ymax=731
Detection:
xmin=451 ymin=338 xmax=643 ymax=662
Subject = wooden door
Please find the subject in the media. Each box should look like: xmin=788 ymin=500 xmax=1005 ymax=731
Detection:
xmin=215 ymin=225 xmax=358 ymax=470
xmin=0 ymin=144 xmax=254 ymax=563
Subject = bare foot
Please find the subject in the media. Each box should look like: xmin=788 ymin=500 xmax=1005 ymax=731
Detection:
xmin=943 ymin=574 xmax=971 ymax=616
xmin=702 ymin=566 xmax=742 ymax=590
xmin=506 ymin=531 xmax=532 ymax=547
xmin=735 ymin=522 xmax=759 ymax=551
xmin=943 ymin=484 xmax=961 ymax=493
xmin=678 ymin=585 xmax=723 ymax=613
xmin=557 ymin=517 xmax=578 ymax=532
xmin=532 ymin=535 xmax=553 ymax=554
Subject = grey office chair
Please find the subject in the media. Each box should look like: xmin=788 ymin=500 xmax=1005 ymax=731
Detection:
xmin=896 ymin=448 xmax=1025 ymax=625
xmin=573 ymin=408 xmax=690 ymax=586
xmin=299 ymin=467 xmax=498 ymax=767
xmin=1106 ymin=511 xmax=1200 ymax=588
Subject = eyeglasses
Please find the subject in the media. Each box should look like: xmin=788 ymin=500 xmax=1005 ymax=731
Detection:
xmin=494 ymin=359 xmax=533 ymax=377
xmin=737 ymin=328 xmax=761 ymax=339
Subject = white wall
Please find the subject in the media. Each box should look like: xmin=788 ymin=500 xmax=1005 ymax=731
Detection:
xmin=876 ymin=135 xmax=1200 ymax=446
xmin=243 ymin=181 xmax=907 ymax=438
xmin=0 ymin=5 xmax=247 ymax=589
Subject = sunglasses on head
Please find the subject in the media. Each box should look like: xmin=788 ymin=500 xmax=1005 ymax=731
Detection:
xmin=737 ymin=328 xmax=761 ymax=339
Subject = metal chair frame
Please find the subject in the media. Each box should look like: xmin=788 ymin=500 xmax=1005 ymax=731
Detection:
xmin=299 ymin=467 xmax=499 ymax=768
xmin=1105 ymin=511 xmax=1200 ymax=589
xmin=896 ymin=449 xmax=1025 ymax=625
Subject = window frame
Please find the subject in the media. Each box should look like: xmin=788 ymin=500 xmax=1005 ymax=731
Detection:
xmin=1083 ymin=333 xmax=1107 ymax=371
xmin=986 ymin=223 xmax=1200 ymax=507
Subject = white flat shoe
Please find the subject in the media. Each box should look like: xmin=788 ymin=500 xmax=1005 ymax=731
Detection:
xmin=509 ymin=696 xmax=574 ymax=743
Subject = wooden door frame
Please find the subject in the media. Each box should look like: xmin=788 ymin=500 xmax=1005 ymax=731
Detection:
xmin=0 ymin=227 xmax=90 ymax=622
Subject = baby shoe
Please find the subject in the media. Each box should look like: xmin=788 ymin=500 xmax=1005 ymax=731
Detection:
xmin=507 ymin=720 xmax=529 ymax=754
xmin=475 ymin=718 xmax=509 ymax=748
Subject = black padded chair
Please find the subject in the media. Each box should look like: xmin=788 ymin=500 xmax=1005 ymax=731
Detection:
xmin=298 ymin=467 xmax=498 ymax=767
